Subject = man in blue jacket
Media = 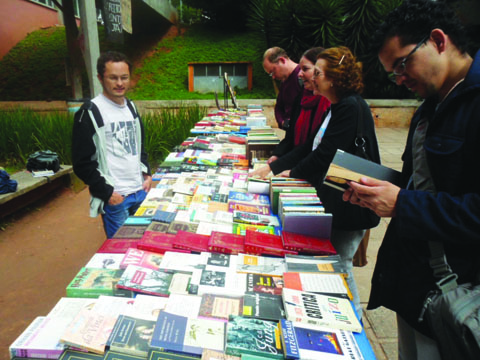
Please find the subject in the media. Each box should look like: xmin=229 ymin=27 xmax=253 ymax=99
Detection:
xmin=72 ymin=51 xmax=152 ymax=238
xmin=343 ymin=0 xmax=480 ymax=358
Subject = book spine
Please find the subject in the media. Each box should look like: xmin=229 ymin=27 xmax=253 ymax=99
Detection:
xmin=11 ymin=348 xmax=63 ymax=359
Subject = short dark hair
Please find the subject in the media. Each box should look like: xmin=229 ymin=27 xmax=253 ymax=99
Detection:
xmin=301 ymin=47 xmax=325 ymax=65
xmin=263 ymin=47 xmax=289 ymax=63
xmin=97 ymin=51 xmax=132 ymax=78
xmin=371 ymin=0 xmax=469 ymax=55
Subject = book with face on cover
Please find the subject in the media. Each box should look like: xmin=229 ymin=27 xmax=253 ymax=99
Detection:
xmin=106 ymin=315 xmax=156 ymax=357
xmin=246 ymin=273 xmax=283 ymax=295
xmin=282 ymin=288 xmax=361 ymax=333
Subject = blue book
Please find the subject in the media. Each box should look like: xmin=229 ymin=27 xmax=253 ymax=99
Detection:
xmin=280 ymin=319 xmax=372 ymax=359
xmin=152 ymin=210 xmax=177 ymax=224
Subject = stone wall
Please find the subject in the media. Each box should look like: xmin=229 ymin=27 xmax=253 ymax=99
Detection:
xmin=0 ymin=99 xmax=421 ymax=128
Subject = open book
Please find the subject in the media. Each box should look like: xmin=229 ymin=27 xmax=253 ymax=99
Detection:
xmin=325 ymin=149 xmax=402 ymax=191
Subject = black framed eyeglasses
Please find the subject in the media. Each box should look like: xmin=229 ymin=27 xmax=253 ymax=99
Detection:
xmin=388 ymin=36 xmax=429 ymax=83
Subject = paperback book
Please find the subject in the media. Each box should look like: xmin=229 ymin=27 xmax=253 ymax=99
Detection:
xmin=246 ymin=273 xmax=283 ymax=295
xmin=150 ymin=311 xmax=225 ymax=356
xmin=236 ymin=254 xmax=286 ymax=277
xmin=66 ymin=268 xmax=126 ymax=298
xmin=106 ymin=315 xmax=156 ymax=357
xmin=198 ymin=294 xmax=243 ymax=322
xmin=120 ymin=248 xmax=164 ymax=270
xmin=283 ymin=272 xmax=352 ymax=300
xmin=284 ymin=254 xmax=347 ymax=275
xmin=282 ymin=288 xmax=362 ymax=333
xmin=225 ymin=316 xmax=283 ymax=359
xmin=242 ymin=292 xmax=285 ymax=321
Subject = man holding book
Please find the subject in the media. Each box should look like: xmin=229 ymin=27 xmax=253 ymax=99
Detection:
xmin=343 ymin=1 xmax=480 ymax=358
xmin=72 ymin=51 xmax=152 ymax=238
xmin=263 ymin=47 xmax=302 ymax=129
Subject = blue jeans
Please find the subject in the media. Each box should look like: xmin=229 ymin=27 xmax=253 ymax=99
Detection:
xmin=330 ymin=228 xmax=365 ymax=320
xmin=102 ymin=190 xmax=147 ymax=238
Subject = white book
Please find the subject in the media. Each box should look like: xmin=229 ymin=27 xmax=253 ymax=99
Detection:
xmin=236 ymin=253 xmax=286 ymax=277
xmin=282 ymin=288 xmax=362 ymax=333
xmin=47 ymin=297 xmax=97 ymax=319
xmin=84 ymin=253 xmax=124 ymax=269
xmin=122 ymin=294 xmax=168 ymax=321
xmin=165 ymin=294 xmax=202 ymax=318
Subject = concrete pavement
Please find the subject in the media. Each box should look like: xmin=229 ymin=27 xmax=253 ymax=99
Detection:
xmin=354 ymin=127 xmax=409 ymax=360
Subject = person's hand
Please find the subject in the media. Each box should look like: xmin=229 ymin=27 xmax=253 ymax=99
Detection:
xmin=267 ymin=155 xmax=278 ymax=164
xmin=108 ymin=192 xmax=124 ymax=205
xmin=143 ymin=175 xmax=152 ymax=192
xmin=343 ymin=177 xmax=400 ymax=218
xmin=278 ymin=170 xmax=291 ymax=178
xmin=249 ymin=165 xmax=272 ymax=179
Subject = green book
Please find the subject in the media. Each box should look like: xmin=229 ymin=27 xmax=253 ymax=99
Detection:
xmin=147 ymin=349 xmax=200 ymax=360
xmin=107 ymin=315 xmax=157 ymax=357
xmin=103 ymin=350 xmax=146 ymax=360
xmin=225 ymin=316 xmax=283 ymax=359
xmin=66 ymin=267 xmax=125 ymax=298
xmin=57 ymin=349 xmax=104 ymax=360
xmin=270 ymin=186 xmax=316 ymax=215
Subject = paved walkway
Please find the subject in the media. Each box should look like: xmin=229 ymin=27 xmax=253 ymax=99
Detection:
xmin=354 ymin=127 xmax=409 ymax=360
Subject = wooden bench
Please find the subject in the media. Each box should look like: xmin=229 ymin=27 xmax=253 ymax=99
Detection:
xmin=0 ymin=165 xmax=74 ymax=218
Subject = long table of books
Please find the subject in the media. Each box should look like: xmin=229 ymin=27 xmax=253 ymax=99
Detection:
xmin=10 ymin=105 xmax=376 ymax=360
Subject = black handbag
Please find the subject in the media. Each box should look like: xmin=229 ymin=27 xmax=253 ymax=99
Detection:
xmin=418 ymin=241 xmax=480 ymax=360
xmin=26 ymin=150 xmax=60 ymax=173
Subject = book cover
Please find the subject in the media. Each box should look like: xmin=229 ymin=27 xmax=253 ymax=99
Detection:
xmin=228 ymin=191 xmax=270 ymax=206
xmin=138 ymin=232 xmax=190 ymax=255
xmin=124 ymin=216 xmax=153 ymax=226
xmin=9 ymin=317 xmax=67 ymax=359
xmin=173 ymin=230 xmax=210 ymax=253
xmin=207 ymin=232 xmax=245 ymax=255
xmin=228 ymin=201 xmax=271 ymax=216
xmin=282 ymin=288 xmax=362 ymax=333
xmin=283 ymin=272 xmax=352 ymax=300
xmin=232 ymin=223 xmax=279 ymax=237
xmin=201 ymin=349 xmax=240 ymax=360
xmin=103 ymin=350 xmax=147 ymax=360
xmin=279 ymin=319 xmax=365 ymax=360
xmin=167 ymin=221 xmax=199 ymax=235
xmin=120 ymin=248 xmax=164 ymax=270
xmin=284 ymin=254 xmax=347 ymax=275
xmin=232 ymin=211 xmax=280 ymax=227
xmin=146 ymin=221 xmax=171 ymax=234
xmin=57 ymin=349 xmax=104 ymax=360
xmin=242 ymin=292 xmax=285 ymax=321
xmin=134 ymin=206 xmax=158 ymax=217
xmin=85 ymin=253 xmax=125 ymax=269
xmin=122 ymin=294 xmax=168 ymax=321
xmin=106 ymin=315 xmax=156 ymax=357
xmin=150 ymin=312 xmax=225 ymax=355
xmin=282 ymin=213 xmax=332 ymax=239
xmin=244 ymin=230 xmax=297 ymax=257
xmin=236 ymin=254 xmax=286 ymax=277
xmin=66 ymin=268 xmax=125 ymax=298
xmin=60 ymin=309 xmax=117 ymax=354
xmin=246 ymin=273 xmax=283 ymax=296
xmin=225 ymin=316 xmax=283 ymax=359
xmin=152 ymin=210 xmax=177 ymax=224
xmin=281 ymin=232 xmax=336 ymax=255
xmin=148 ymin=349 xmax=201 ymax=360
xmin=97 ymin=238 xmax=139 ymax=254
xmin=113 ymin=225 xmax=147 ymax=239
xmin=116 ymin=265 xmax=193 ymax=297
xmin=325 ymin=149 xmax=402 ymax=190
xmin=164 ymin=294 xmax=203 ymax=318
xmin=198 ymin=294 xmax=243 ymax=322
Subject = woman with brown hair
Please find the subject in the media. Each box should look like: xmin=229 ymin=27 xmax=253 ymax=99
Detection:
xmin=251 ymin=46 xmax=380 ymax=318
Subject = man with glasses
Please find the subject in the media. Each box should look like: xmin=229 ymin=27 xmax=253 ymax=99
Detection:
xmin=343 ymin=0 xmax=479 ymax=358
xmin=72 ymin=51 xmax=152 ymax=239
xmin=263 ymin=47 xmax=302 ymax=129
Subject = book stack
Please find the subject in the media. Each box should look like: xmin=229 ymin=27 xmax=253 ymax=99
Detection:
xmin=9 ymin=108 xmax=376 ymax=360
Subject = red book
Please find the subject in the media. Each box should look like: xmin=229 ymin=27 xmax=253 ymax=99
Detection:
xmin=244 ymin=229 xmax=298 ymax=257
xmin=228 ymin=135 xmax=247 ymax=144
xmin=97 ymin=238 xmax=138 ymax=253
xmin=281 ymin=231 xmax=336 ymax=255
xmin=207 ymin=231 xmax=245 ymax=255
xmin=173 ymin=230 xmax=210 ymax=252
xmin=137 ymin=231 xmax=190 ymax=254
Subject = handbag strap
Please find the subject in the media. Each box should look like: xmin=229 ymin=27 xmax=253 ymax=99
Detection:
xmin=354 ymin=96 xmax=370 ymax=160
xmin=428 ymin=241 xmax=459 ymax=294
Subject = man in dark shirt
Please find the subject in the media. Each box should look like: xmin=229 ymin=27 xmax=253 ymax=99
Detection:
xmin=263 ymin=47 xmax=302 ymax=129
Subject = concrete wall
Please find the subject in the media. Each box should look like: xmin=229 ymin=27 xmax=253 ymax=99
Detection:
xmin=0 ymin=99 xmax=421 ymax=128
xmin=0 ymin=0 xmax=63 ymax=60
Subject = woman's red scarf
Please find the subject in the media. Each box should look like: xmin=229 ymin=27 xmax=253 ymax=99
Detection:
xmin=294 ymin=89 xmax=330 ymax=146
